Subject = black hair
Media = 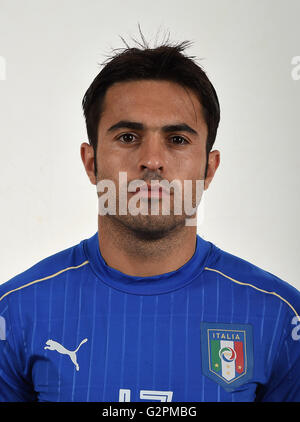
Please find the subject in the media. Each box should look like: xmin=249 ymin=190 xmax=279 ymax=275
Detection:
xmin=82 ymin=32 xmax=220 ymax=178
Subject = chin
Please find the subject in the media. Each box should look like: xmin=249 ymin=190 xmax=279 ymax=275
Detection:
xmin=116 ymin=214 xmax=186 ymax=241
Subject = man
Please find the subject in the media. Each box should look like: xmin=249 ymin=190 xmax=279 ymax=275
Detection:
xmin=0 ymin=39 xmax=299 ymax=402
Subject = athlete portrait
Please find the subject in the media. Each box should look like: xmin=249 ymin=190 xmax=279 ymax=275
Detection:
xmin=0 ymin=33 xmax=299 ymax=403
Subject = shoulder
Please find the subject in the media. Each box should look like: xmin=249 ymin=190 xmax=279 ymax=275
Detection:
xmin=206 ymin=242 xmax=300 ymax=318
xmin=0 ymin=236 xmax=90 ymax=307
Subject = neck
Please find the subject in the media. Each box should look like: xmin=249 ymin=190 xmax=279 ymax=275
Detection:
xmin=97 ymin=215 xmax=197 ymax=277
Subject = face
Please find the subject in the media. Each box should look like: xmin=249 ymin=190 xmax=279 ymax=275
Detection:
xmin=81 ymin=79 xmax=220 ymax=239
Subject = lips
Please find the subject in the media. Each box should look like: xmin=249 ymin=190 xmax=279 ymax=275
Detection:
xmin=134 ymin=183 xmax=170 ymax=198
xmin=137 ymin=184 xmax=162 ymax=192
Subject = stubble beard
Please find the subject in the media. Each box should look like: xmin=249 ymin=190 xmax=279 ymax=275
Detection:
xmin=96 ymin=171 xmax=200 ymax=242
xmin=110 ymin=204 xmax=187 ymax=241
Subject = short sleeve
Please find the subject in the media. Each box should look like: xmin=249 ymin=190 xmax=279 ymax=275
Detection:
xmin=256 ymin=313 xmax=300 ymax=402
xmin=0 ymin=297 xmax=36 ymax=402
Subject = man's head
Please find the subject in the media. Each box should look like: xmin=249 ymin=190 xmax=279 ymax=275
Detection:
xmin=81 ymin=39 xmax=220 ymax=239
xmin=82 ymin=40 xmax=220 ymax=178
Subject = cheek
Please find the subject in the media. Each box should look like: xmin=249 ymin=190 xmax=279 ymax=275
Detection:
xmin=96 ymin=146 xmax=132 ymax=182
xmin=175 ymin=157 xmax=204 ymax=183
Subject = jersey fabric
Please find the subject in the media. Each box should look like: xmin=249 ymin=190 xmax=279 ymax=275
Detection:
xmin=0 ymin=232 xmax=299 ymax=402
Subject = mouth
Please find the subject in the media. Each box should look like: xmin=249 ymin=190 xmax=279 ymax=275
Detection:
xmin=134 ymin=183 xmax=170 ymax=199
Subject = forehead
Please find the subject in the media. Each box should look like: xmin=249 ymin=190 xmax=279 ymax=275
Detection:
xmin=100 ymin=79 xmax=206 ymax=129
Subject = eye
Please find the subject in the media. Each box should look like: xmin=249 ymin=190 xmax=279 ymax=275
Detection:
xmin=117 ymin=133 xmax=137 ymax=144
xmin=170 ymin=135 xmax=189 ymax=145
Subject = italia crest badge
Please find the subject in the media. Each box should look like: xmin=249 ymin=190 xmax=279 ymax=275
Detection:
xmin=200 ymin=322 xmax=254 ymax=391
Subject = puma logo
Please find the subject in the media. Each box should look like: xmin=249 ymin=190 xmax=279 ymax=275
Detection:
xmin=44 ymin=338 xmax=88 ymax=371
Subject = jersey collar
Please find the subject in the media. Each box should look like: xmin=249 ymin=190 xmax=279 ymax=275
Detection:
xmin=83 ymin=232 xmax=213 ymax=295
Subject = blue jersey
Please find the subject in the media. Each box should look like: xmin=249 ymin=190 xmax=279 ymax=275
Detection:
xmin=0 ymin=232 xmax=299 ymax=402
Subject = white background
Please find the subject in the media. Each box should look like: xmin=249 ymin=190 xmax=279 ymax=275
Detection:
xmin=0 ymin=0 xmax=299 ymax=289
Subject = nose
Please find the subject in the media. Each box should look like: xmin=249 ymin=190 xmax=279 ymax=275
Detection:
xmin=137 ymin=135 xmax=165 ymax=174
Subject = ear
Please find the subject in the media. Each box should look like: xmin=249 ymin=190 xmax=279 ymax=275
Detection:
xmin=80 ymin=142 xmax=96 ymax=185
xmin=204 ymin=150 xmax=220 ymax=190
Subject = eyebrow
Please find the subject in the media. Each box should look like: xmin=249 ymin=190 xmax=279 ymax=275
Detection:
xmin=106 ymin=120 xmax=199 ymax=136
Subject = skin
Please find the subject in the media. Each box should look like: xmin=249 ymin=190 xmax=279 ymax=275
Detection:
xmin=81 ymin=79 xmax=220 ymax=276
